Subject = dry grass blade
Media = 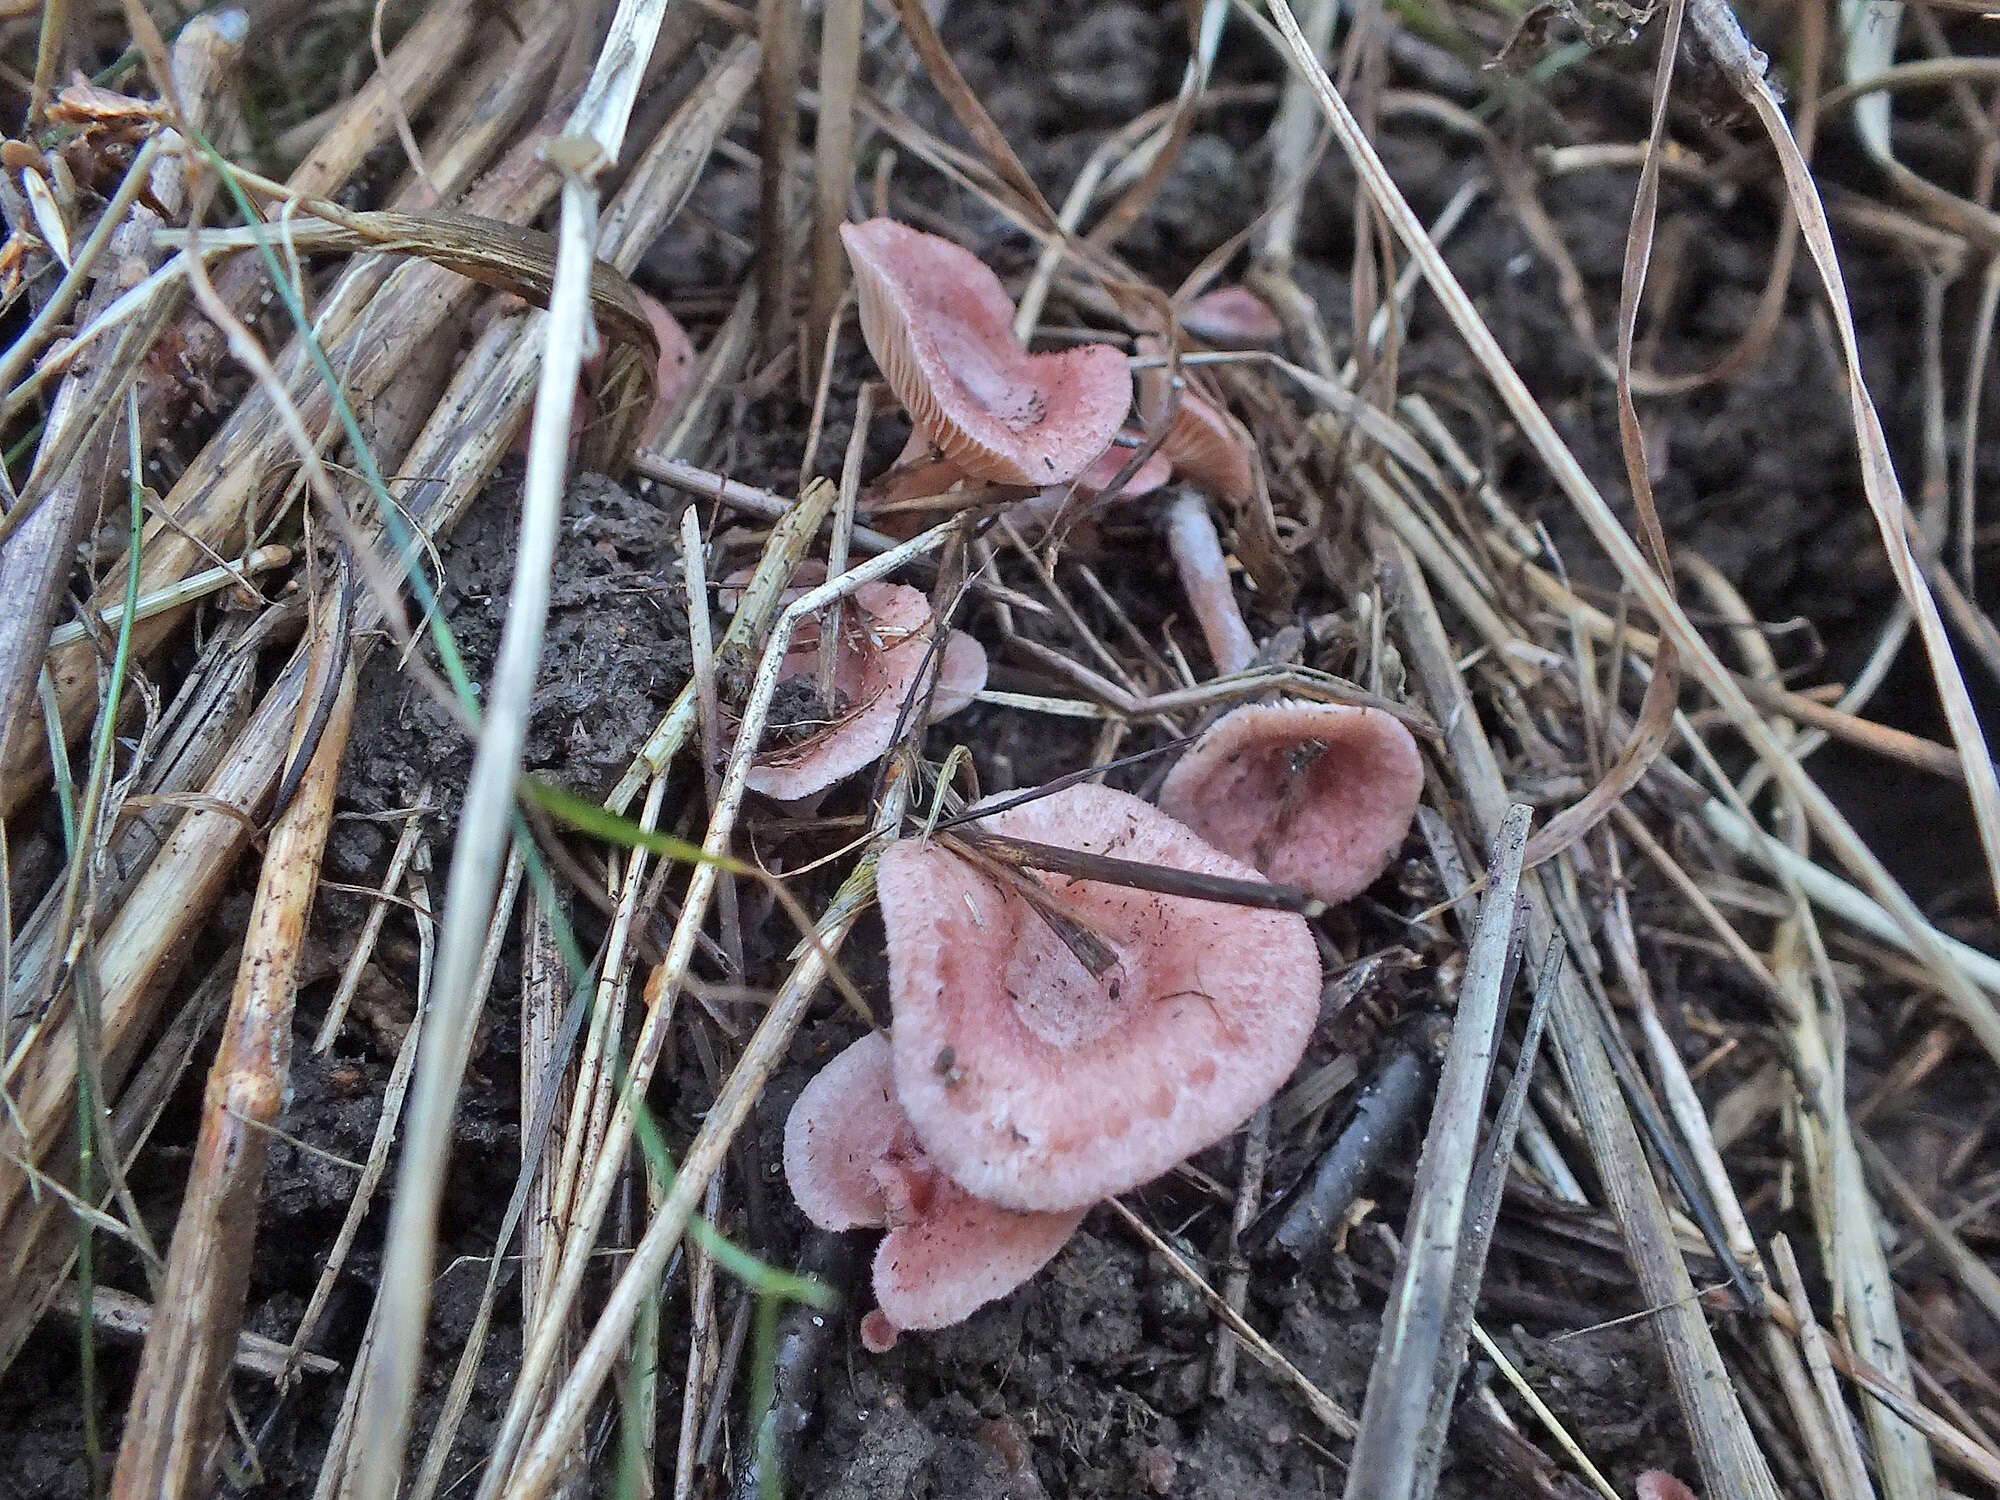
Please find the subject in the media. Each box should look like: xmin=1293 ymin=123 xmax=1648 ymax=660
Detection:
xmin=1692 ymin=0 xmax=2000 ymax=914
xmin=807 ymin=0 xmax=865 ymax=376
xmin=884 ymin=0 xmax=1058 ymax=231
xmin=1110 ymin=1198 xmax=1357 ymax=1439
xmin=949 ymin=827 xmax=1328 ymax=917
xmin=1384 ymin=536 xmax=1782 ymax=1500
xmin=499 ymin=773 xmax=916 ymax=1500
xmin=349 ymin=30 xmax=754 ymax=1497
xmin=757 ymin=0 xmax=800 ymax=359
xmin=1258 ymin=0 xmax=2000 ymax=1064
xmin=1343 ymin=804 xmax=1529 ymax=1500
xmin=0 ymin=13 xmax=241 ymax=780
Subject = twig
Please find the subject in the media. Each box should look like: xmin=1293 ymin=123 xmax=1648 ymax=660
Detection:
xmin=1109 ymin=1198 xmax=1356 ymax=1439
xmin=1342 ymin=804 xmax=1530 ymax=1500
xmin=110 ymin=660 xmax=355 ymax=1498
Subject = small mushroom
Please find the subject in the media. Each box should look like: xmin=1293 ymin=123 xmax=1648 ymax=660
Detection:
xmin=1180 ymin=285 xmax=1282 ymax=348
xmin=516 ymin=290 xmax=696 ymax=455
xmin=1635 ymin=1475 xmax=1699 ymax=1500
xmin=878 ymin=783 xmax=1322 ymax=1212
xmin=745 ymin=580 xmax=987 ymax=802
xmin=1134 ymin=334 xmax=1256 ymax=508
xmin=1008 ymin=436 xmax=1174 ymax=534
xmin=1157 ymin=701 xmax=1424 ymax=906
xmin=783 ymin=1031 xmax=1084 ymax=1349
xmin=841 ymin=218 xmax=1133 ymax=487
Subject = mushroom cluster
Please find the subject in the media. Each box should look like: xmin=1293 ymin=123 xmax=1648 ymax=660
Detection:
xmin=838 ymin=220 xmax=1276 ymax=682
xmin=778 ymin=226 xmax=1429 ymax=1347
xmin=785 ymin=741 xmax=1420 ymax=1346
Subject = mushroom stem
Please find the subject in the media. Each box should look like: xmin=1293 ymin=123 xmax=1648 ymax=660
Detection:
xmin=1165 ymin=489 xmax=1256 ymax=677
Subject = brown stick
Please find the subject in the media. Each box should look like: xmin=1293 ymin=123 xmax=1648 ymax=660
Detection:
xmin=807 ymin=0 xmax=865 ymax=378
xmin=757 ymin=0 xmax=801 ymax=360
xmin=109 ymin=660 xmax=355 ymax=1499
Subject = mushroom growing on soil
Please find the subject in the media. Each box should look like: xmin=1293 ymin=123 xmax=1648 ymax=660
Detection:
xmin=1180 ymin=284 xmax=1283 ymax=348
xmin=1157 ymin=701 xmax=1425 ymax=906
xmin=783 ymin=1031 xmax=1084 ymax=1351
xmin=515 ymin=289 xmax=696 ymax=456
xmin=840 ymin=218 xmax=1133 ymax=487
xmin=1134 ymin=334 xmax=1257 ymax=510
xmin=741 ymin=578 xmax=987 ymax=802
xmin=877 ymin=782 xmax=1322 ymax=1212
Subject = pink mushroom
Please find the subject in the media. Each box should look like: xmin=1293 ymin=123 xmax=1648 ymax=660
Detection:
xmin=517 ymin=290 xmax=696 ymax=455
xmin=1134 ymin=335 xmax=1257 ymax=509
xmin=1157 ymin=701 xmax=1424 ymax=906
xmin=841 ymin=219 xmax=1133 ymax=487
xmin=1008 ymin=436 xmax=1174 ymax=533
xmin=877 ymin=783 xmax=1322 ymax=1212
xmin=1635 ymin=1475 xmax=1698 ymax=1500
xmin=1181 ymin=285 xmax=1282 ymax=347
xmin=745 ymin=580 xmax=987 ymax=801
xmin=628 ymin=289 xmax=697 ymax=445
xmin=784 ymin=1032 xmax=1084 ymax=1349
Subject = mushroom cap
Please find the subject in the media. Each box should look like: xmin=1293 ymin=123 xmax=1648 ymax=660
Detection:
xmin=1635 ymin=1475 xmax=1699 ymax=1500
xmin=1181 ymin=285 xmax=1282 ymax=347
xmin=633 ymin=289 xmax=696 ymax=444
xmin=1075 ymin=438 xmax=1174 ymax=499
xmin=1157 ymin=701 xmax=1424 ymax=906
xmin=841 ymin=219 xmax=1133 ymax=487
xmin=1009 ymin=437 xmax=1174 ymax=533
xmin=1135 ymin=335 xmax=1256 ymax=506
xmin=783 ymin=1033 xmax=1083 ymax=1341
xmin=879 ymin=783 xmax=1322 ymax=1212
xmin=746 ymin=580 xmax=988 ymax=802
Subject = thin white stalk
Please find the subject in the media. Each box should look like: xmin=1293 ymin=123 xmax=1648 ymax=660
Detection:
xmin=1164 ymin=490 xmax=1255 ymax=677
xmin=1705 ymin=801 xmax=2000 ymax=999
xmin=349 ymin=164 xmax=599 ymax=1500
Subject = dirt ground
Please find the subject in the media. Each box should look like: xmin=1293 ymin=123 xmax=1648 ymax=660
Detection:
xmin=4 ymin=2 xmax=1997 ymax=1497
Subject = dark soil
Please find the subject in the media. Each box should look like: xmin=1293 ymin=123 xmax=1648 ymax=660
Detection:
xmin=6 ymin=3 xmax=1998 ymax=1498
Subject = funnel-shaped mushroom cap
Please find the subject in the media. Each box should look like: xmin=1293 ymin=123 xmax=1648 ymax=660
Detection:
xmin=1136 ymin=336 xmax=1256 ymax=506
xmin=784 ymin=1033 xmax=1084 ymax=1342
xmin=1158 ymin=701 xmax=1423 ymax=906
xmin=746 ymin=581 xmax=987 ymax=802
xmin=879 ymin=784 xmax=1321 ymax=1212
xmin=1182 ymin=286 xmax=1282 ymax=347
xmin=841 ymin=219 xmax=1133 ymax=486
